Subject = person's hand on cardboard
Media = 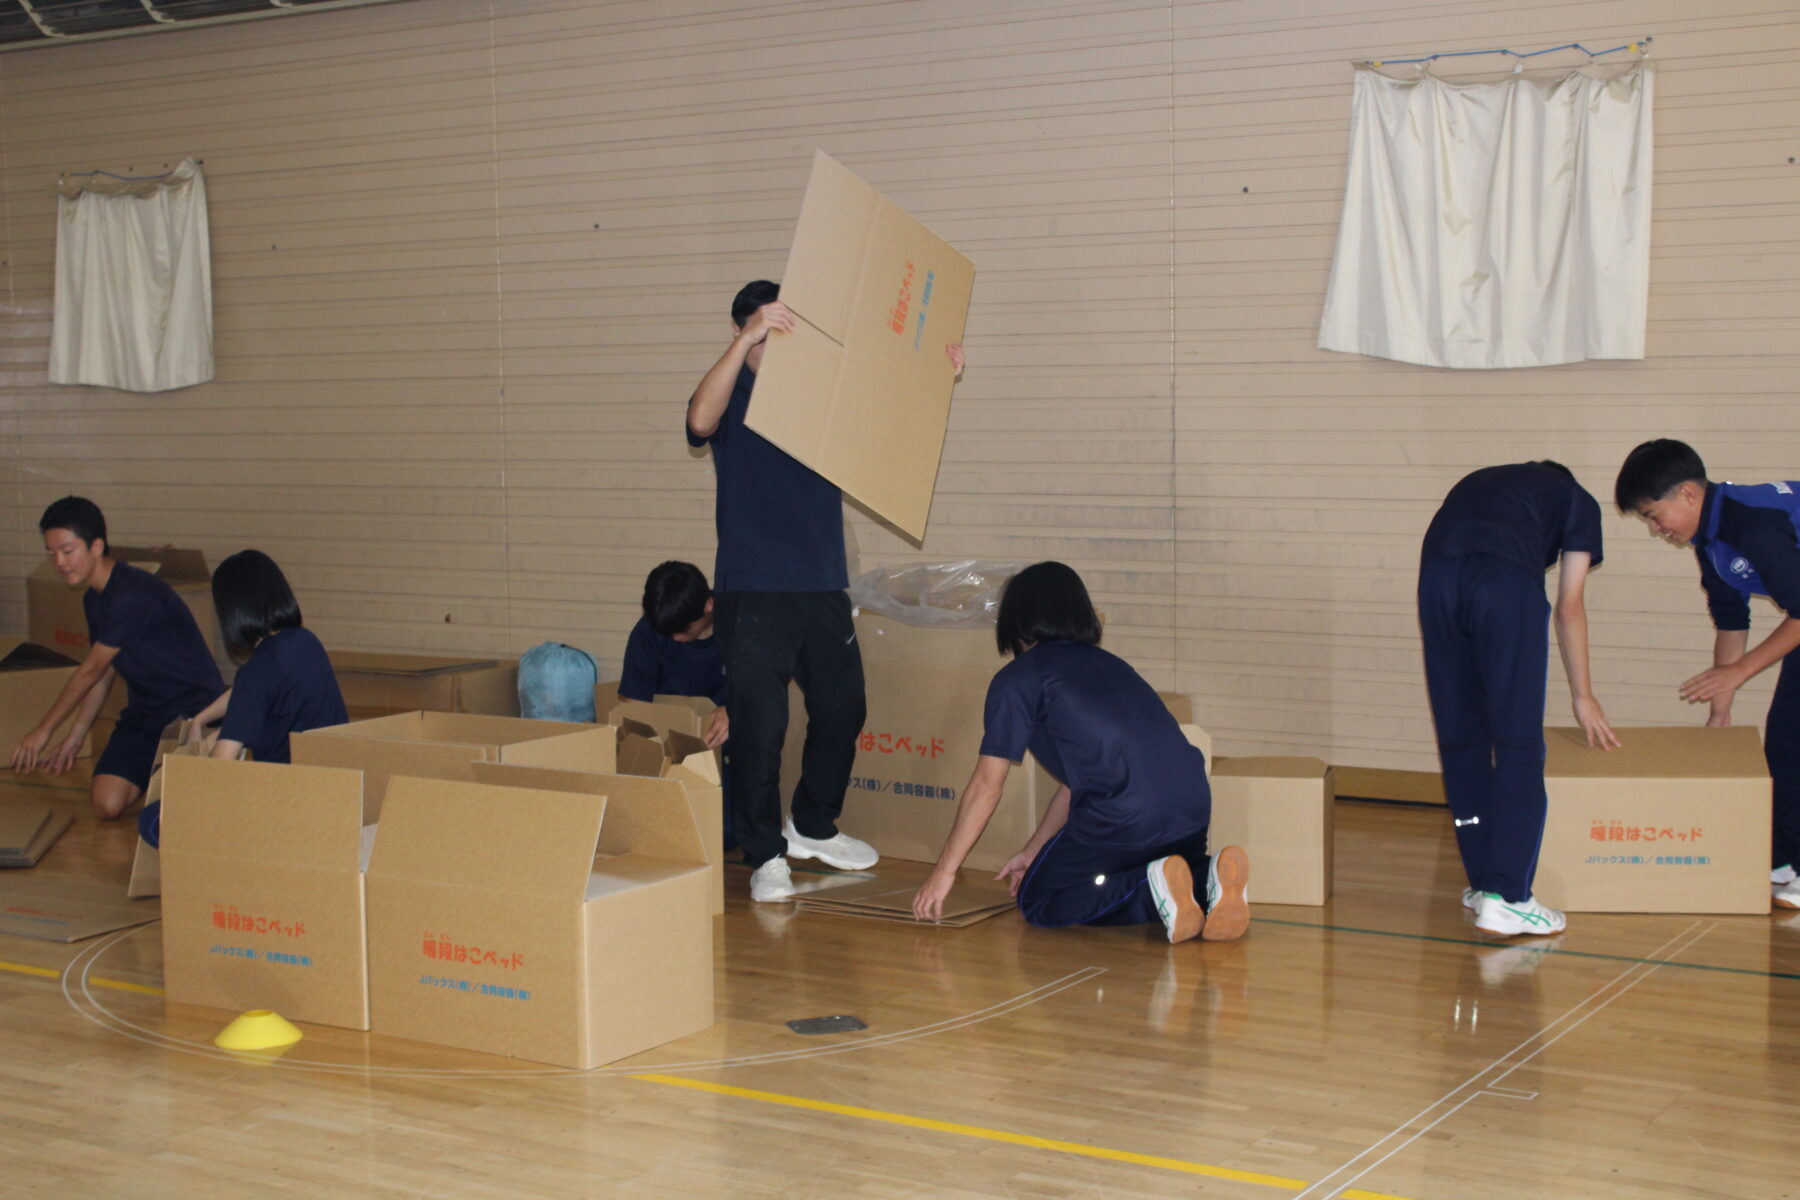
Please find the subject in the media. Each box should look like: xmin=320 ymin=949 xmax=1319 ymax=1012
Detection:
xmin=704 ymin=706 xmax=729 ymax=750
xmin=43 ymin=730 xmax=86 ymax=775
xmin=1571 ymin=694 xmax=1621 ymax=750
xmin=10 ymin=725 xmax=55 ymax=774
xmin=912 ymin=868 xmax=957 ymax=922
xmin=945 ymin=343 xmax=965 ymax=376
xmin=737 ymin=301 xmax=796 ymax=348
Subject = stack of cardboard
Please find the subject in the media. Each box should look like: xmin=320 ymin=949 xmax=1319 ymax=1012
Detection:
xmin=329 ymin=651 xmax=519 ymax=720
xmin=796 ymin=864 xmax=1015 ymax=927
xmin=0 ymin=803 xmax=73 ymax=868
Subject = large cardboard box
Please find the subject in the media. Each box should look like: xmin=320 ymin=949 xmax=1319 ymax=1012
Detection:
xmin=365 ymin=771 xmax=712 ymax=1070
xmin=27 ymin=546 xmax=227 ymax=673
xmin=749 ymin=150 xmax=974 ymax=540
xmin=330 ymin=651 xmax=519 ymax=719
xmin=1209 ymin=757 xmax=1334 ymax=907
xmin=158 ymin=756 xmax=375 ymax=1030
xmin=623 ymin=728 xmax=725 ymax=915
xmin=1537 ymin=725 xmax=1770 ymax=914
xmin=598 ymin=686 xmax=714 ymax=740
xmin=0 ymin=637 xmax=92 ymax=760
xmin=291 ymin=712 xmax=616 ymax=820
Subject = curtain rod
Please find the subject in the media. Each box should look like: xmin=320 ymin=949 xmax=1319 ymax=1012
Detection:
xmin=1369 ymin=37 xmax=1650 ymax=68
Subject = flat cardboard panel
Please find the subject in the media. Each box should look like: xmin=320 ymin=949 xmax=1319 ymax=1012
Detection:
xmin=1537 ymin=726 xmax=1769 ymax=914
xmin=0 ymin=873 xmax=154 ymax=941
xmin=748 ymin=149 xmax=974 ymax=539
xmin=158 ymin=756 xmax=373 ymax=1029
xmin=499 ymin=727 xmax=617 ymax=775
xmin=1209 ymin=757 xmax=1333 ymax=907
xmin=0 ymin=810 xmax=73 ymax=869
xmin=0 ymin=804 xmax=51 ymax=855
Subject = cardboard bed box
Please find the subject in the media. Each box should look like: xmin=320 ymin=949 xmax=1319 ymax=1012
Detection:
xmin=614 ymin=724 xmax=725 ymax=915
xmin=1209 ymin=757 xmax=1333 ymax=907
xmin=290 ymin=712 xmax=616 ymax=821
xmin=329 ymin=652 xmax=520 ymax=719
xmin=365 ymin=771 xmax=713 ymax=1070
xmin=1536 ymin=725 xmax=1770 ymax=914
xmin=27 ymin=545 xmax=228 ymax=676
xmin=597 ymin=685 xmax=715 ymax=741
xmin=158 ymin=756 xmax=376 ymax=1030
xmin=0 ymin=637 xmax=93 ymax=761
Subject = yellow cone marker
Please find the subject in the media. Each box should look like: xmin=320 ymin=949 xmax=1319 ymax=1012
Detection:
xmin=213 ymin=1009 xmax=303 ymax=1051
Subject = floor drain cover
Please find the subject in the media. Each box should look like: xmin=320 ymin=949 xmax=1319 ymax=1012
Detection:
xmin=786 ymin=1015 xmax=867 ymax=1036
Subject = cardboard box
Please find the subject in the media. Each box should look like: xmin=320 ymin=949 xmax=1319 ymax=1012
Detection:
xmin=329 ymin=651 xmax=520 ymax=719
xmin=1536 ymin=725 xmax=1770 ymax=914
xmin=290 ymin=712 xmax=616 ymax=820
xmin=0 ymin=637 xmax=93 ymax=760
xmin=748 ymin=150 xmax=974 ymax=540
xmin=1209 ymin=757 xmax=1334 ymax=907
xmin=364 ymin=770 xmax=713 ymax=1069
xmin=158 ymin=756 xmax=376 ymax=1030
xmin=27 ymin=545 xmax=227 ymax=674
xmin=598 ymin=686 xmax=715 ymax=740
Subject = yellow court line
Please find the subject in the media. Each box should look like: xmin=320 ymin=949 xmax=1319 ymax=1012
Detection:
xmin=0 ymin=956 xmax=162 ymax=995
xmin=0 ymin=958 xmax=60 ymax=981
xmin=633 ymin=1073 xmax=1419 ymax=1200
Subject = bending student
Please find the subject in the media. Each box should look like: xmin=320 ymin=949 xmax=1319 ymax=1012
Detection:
xmin=1418 ymin=461 xmax=1619 ymax=940
xmin=912 ymin=561 xmax=1250 ymax=944
xmin=10 ymin=497 xmax=225 ymax=820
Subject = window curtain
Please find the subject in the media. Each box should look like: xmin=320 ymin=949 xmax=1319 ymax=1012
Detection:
xmin=1319 ymin=60 xmax=1653 ymax=370
xmin=50 ymin=157 xmax=213 ymax=392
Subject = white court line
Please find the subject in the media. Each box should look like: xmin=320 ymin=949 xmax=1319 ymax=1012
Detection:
xmin=1294 ymin=921 xmax=1716 ymax=1200
xmin=61 ymin=924 xmax=1105 ymax=1079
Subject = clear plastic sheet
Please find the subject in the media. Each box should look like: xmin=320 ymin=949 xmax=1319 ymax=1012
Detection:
xmin=849 ymin=560 xmax=1024 ymax=628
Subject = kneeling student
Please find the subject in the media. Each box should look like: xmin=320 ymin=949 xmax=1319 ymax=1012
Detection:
xmin=140 ymin=550 xmax=348 ymax=848
xmin=912 ymin=562 xmax=1249 ymax=943
xmin=619 ymin=560 xmax=729 ymax=749
xmin=10 ymin=497 xmax=225 ymax=820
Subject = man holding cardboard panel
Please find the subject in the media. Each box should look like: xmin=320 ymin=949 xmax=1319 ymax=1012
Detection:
xmin=686 ymin=281 xmax=963 ymax=902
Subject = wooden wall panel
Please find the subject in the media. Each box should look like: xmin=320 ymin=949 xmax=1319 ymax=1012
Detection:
xmin=0 ymin=0 xmax=1794 ymax=775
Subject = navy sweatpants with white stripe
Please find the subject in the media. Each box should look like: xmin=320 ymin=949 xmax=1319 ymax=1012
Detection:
xmin=1418 ymin=553 xmax=1550 ymax=905
xmin=1017 ymin=828 xmax=1211 ymax=928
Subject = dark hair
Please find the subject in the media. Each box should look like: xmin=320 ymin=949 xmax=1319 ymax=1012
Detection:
xmin=642 ymin=560 xmax=711 ymax=637
xmin=731 ymin=280 xmax=780 ymax=328
xmin=995 ymin=561 xmax=1102 ymax=658
xmin=211 ymin=549 xmax=302 ymax=660
xmin=1615 ymin=439 xmax=1708 ymax=512
xmin=1530 ymin=459 xmax=1574 ymax=480
xmin=38 ymin=496 xmax=106 ymax=550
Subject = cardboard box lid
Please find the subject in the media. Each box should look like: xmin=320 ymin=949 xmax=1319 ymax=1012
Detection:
xmin=747 ymin=150 xmax=974 ymax=540
xmin=469 ymin=763 xmax=708 ymax=865
xmin=329 ymin=651 xmax=501 ymax=678
xmin=162 ymin=756 xmax=368 ymax=868
xmin=1544 ymin=726 xmax=1768 ymax=779
xmin=1213 ymin=756 xmax=1331 ymax=779
xmin=0 ymin=638 xmax=79 ymax=672
xmin=370 ymin=776 xmax=608 ymax=898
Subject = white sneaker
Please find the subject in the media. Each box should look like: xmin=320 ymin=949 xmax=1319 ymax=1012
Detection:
xmin=1772 ymin=863 xmax=1796 ymax=886
xmin=1462 ymin=887 xmax=1484 ymax=911
xmin=1201 ymin=845 xmax=1250 ymax=942
xmin=749 ymin=857 xmax=796 ymax=903
xmin=1774 ymin=881 xmax=1800 ymax=911
xmin=1146 ymin=857 xmax=1203 ymax=943
xmin=782 ymin=818 xmax=878 ymax=870
xmin=1474 ymin=893 xmax=1566 ymax=937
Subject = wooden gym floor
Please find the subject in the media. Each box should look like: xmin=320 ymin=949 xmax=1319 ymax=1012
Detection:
xmin=1 ymin=779 xmax=1794 ymax=1200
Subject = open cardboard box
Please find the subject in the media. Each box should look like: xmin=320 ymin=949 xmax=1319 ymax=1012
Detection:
xmin=0 ymin=637 xmax=93 ymax=762
xmin=597 ymin=684 xmax=715 ymax=741
xmin=290 ymin=712 xmax=617 ymax=820
xmin=158 ymin=756 xmax=376 ymax=1030
xmin=330 ymin=651 xmax=519 ymax=719
xmin=365 ymin=768 xmax=713 ymax=1070
xmin=614 ymin=721 xmax=725 ymax=915
xmin=1536 ymin=725 xmax=1769 ymax=914
xmin=1209 ymin=756 xmax=1333 ymax=906
xmin=27 ymin=545 xmax=228 ymax=678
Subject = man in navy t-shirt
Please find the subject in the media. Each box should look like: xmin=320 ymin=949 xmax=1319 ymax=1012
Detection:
xmin=10 ymin=496 xmax=224 ymax=819
xmin=685 ymin=280 xmax=964 ymax=902
xmin=1616 ymin=439 xmax=1800 ymax=910
xmin=1418 ymin=462 xmax=1618 ymax=938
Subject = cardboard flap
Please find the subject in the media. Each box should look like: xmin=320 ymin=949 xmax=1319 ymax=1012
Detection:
xmin=606 ymin=695 xmax=714 ymax=738
xmin=329 ymin=651 xmax=500 ymax=677
xmin=617 ymin=728 xmax=667 ymax=779
xmin=371 ymin=776 xmax=605 ymax=897
xmin=162 ymin=756 xmax=367 ymax=868
xmin=1213 ymin=756 xmax=1328 ymax=780
xmin=468 ymin=764 xmax=707 ymax=865
xmin=1544 ymin=725 xmax=1769 ymax=778
xmin=500 ymin=726 xmax=617 ymax=774
xmin=0 ymin=638 xmax=78 ymax=671
xmin=413 ymin=711 xmax=587 ymax=744
xmin=112 ymin=545 xmax=209 ymax=582
xmin=664 ymin=733 xmax=721 ymax=786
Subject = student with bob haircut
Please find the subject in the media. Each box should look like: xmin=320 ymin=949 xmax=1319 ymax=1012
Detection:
xmin=11 ymin=496 xmax=224 ymax=820
xmin=1615 ymin=439 xmax=1800 ymax=909
xmin=139 ymin=551 xmax=348 ymax=848
xmin=912 ymin=561 xmax=1250 ymax=943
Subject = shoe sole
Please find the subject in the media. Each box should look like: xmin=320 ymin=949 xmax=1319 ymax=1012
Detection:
xmin=1151 ymin=857 xmax=1204 ymax=943
xmin=1773 ymin=891 xmax=1800 ymax=911
xmin=1202 ymin=846 xmax=1250 ymax=942
xmin=1474 ymin=907 xmax=1565 ymax=936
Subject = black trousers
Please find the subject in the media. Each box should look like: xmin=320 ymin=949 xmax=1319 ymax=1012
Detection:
xmin=713 ymin=591 xmax=867 ymax=868
xmin=1767 ymin=653 xmax=1800 ymax=870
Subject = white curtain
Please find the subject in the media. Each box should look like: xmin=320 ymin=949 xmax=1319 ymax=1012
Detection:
xmin=50 ymin=157 xmax=213 ymax=392
xmin=1319 ymin=60 xmax=1653 ymax=370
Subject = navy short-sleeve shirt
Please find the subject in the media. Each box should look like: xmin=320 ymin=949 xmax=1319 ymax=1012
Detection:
xmin=618 ymin=617 xmax=727 ymax=705
xmin=687 ymin=365 xmax=847 ymax=593
xmin=980 ymin=641 xmax=1209 ymax=847
xmin=1421 ymin=463 xmax=1605 ymax=575
xmin=219 ymin=627 xmax=348 ymax=764
xmin=84 ymin=561 xmax=224 ymax=728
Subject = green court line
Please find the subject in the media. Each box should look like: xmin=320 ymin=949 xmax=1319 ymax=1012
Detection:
xmin=1253 ymin=917 xmax=1800 ymax=981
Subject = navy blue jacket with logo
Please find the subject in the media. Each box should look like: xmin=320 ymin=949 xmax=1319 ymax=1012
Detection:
xmin=1694 ymin=481 xmax=1800 ymax=631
